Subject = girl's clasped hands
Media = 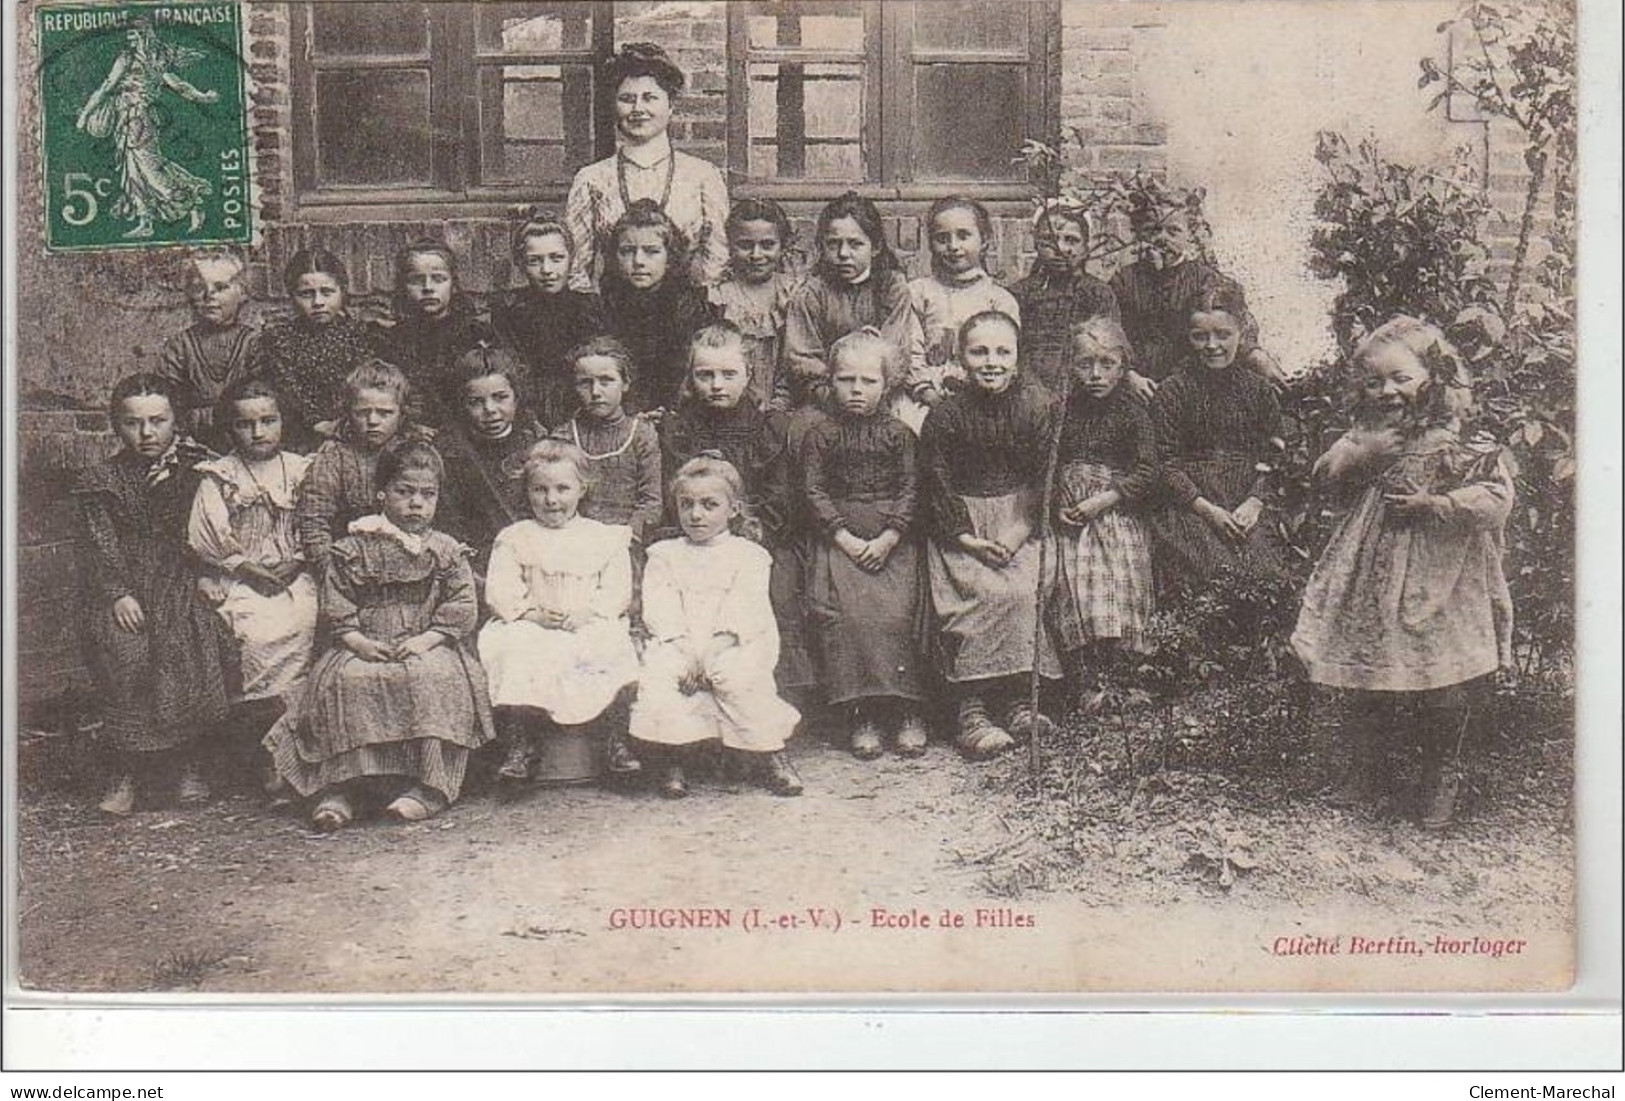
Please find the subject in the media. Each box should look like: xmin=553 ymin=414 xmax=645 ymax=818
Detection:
xmin=342 ymin=629 xmax=449 ymax=664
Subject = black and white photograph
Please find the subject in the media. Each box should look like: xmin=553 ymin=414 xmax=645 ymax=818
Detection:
xmin=6 ymin=0 xmax=1604 ymax=1011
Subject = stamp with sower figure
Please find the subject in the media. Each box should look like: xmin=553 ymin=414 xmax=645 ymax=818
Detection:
xmin=36 ymin=2 xmax=251 ymax=252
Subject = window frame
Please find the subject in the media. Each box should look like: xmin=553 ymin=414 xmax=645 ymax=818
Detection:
xmin=727 ymin=0 xmax=1058 ymax=201
xmin=289 ymin=2 xmax=614 ymax=212
xmin=288 ymin=1 xmax=1060 ymax=218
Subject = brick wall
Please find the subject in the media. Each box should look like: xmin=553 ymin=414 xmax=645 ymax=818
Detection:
xmin=1482 ymin=115 xmax=1559 ymax=284
xmin=1060 ymin=7 xmax=1167 ymax=179
xmin=14 ymin=413 xmax=115 ymax=714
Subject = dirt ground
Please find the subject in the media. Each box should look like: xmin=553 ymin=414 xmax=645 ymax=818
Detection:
xmin=14 ymin=684 xmax=1576 ymax=996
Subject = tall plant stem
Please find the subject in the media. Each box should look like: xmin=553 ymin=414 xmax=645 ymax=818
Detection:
xmin=1028 ymin=365 xmax=1072 ymax=778
xmin=1505 ymin=144 xmax=1548 ymax=318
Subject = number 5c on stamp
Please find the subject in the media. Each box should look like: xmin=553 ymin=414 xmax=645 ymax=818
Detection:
xmin=36 ymin=2 xmax=252 ymax=252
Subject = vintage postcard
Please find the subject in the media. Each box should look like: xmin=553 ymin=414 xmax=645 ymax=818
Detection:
xmin=6 ymin=0 xmax=1596 ymax=1009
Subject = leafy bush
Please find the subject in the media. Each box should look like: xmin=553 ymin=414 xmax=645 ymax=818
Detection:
xmin=1015 ymin=141 xmax=1215 ymax=273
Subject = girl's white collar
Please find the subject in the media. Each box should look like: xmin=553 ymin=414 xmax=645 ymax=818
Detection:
xmin=349 ymin=513 xmax=428 ymax=555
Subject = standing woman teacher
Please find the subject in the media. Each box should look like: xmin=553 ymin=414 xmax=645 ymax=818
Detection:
xmin=566 ymin=42 xmax=730 ymax=291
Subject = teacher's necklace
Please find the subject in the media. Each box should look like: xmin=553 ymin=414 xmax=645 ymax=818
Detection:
xmin=616 ymin=145 xmax=676 ymax=212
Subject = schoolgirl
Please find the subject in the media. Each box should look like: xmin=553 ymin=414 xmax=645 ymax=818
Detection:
xmin=900 ymin=196 xmax=1022 ymax=432
xmin=1009 ymin=204 xmax=1121 ymax=395
xmin=294 ymin=360 xmax=423 ymax=576
xmin=74 ymin=373 xmax=232 ymax=813
xmin=1291 ymin=317 xmax=1514 ymax=829
xmin=250 ymin=248 xmax=377 ymax=451
xmin=630 ymin=455 xmax=803 ymax=798
xmin=801 ymin=329 xmax=930 ymax=759
xmin=434 ymin=344 xmax=549 ymax=578
xmin=187 ymin=378 xmax=318 ymax=748
xmin=479 ymin=440 xmax=642 ymax=781
xmin=158 ymin=247 xmax=260 ymax=450
xmin=549 ymin=336 xmax=663 ymax=545
xmin=268 ymin=441 xmax=494 ymax=829
xmin=1050 ymin=319 xmax=1158 ymax=703
xmin=919 ymin=311 xmax=1062 ymax=759
xmin=1145 ymin=281 xmax=1288 ymax=590
xmin=709 ymin=197 xmax=801 ymax=412
xmin=370 ymin=238 xmax=495 ymax=430
xmin=492 ymin=211 xmax=604 ymax=429
xmin=782 ymin=191 xmax=917 ymax=414
xmin=599 ymin=199 xmax=718 ymax=410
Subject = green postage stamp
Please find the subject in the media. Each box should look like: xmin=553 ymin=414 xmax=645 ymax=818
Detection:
xmin=36 ymin=2 xmax=252 ymax=251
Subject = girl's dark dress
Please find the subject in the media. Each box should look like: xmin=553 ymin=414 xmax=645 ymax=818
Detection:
xmin=73 ymin=440 xmax=233 ymax=752
xmin=919 ymin=376 xmax=1063 ymax=683
xmin=660 ymin=401 xmax=790 ymax=540
xmin=1146 ymin=362 xmax=1286 ymax=589
xmin=435 ymin=417 xmax=549 ymax=577
xmin=660 ymin=400 xmax=813 ymax=692
xmin=801 ymin=411 xmax=927 ymax=704
xmin=552 ymin=410 xmax=664 ymax=544
xmin=491 ymin=287 xmax=603 ymax=429
xmin=250 ymin=316 xmax=376 ymax=452
xmin=600 ymin=278 xmax=716 ymax=411
xmin=158 ymin=320 xmax=261 ymax=450
xmin=1009 ymin=269 xmax=1120 ymax=394
xmin=295 ymin=432 xmax=434 ymax=577
xmin=369 ymin=297 xmax=495 ymax=430
xmin=1109 ymin=261 xmax=1259 ymax=382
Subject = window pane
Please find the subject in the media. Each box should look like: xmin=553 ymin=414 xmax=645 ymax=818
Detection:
xmin=476 ymin=2 xmax=594 ymax=53
xmin=312 ymin=2 xmax=428 ymax=57
xmin=748 ymin=62 xmax=863 ymax=180
xmin=912 ymin=0 xmax=1028 ymax=53
xmin=477 ymin=63 xmax=596 ymax=184
xmin=913 ymin=64 xmax=1025 ymax=180
xmin=806 ymin=144 xmax=864 ymax=179
xmin=746 ymin=2 xmax=864 ymax=51
xmin=315 ymin=69 xmax=432 ymax=186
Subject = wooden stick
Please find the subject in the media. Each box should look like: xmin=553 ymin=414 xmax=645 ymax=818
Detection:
xmin=1029 ymin=362 xmax=1072 ymax=778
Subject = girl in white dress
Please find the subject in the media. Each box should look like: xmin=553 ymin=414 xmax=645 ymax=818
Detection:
xmin=629 ymin=456 xmax=802 ymax=799
xmin=479 ymin=440 xmax=640 ymax=782
xmin=187 ymin=378 xmax=319 ymax=759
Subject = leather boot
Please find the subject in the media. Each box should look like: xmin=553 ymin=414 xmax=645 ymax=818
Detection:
xmin=1004 ymin=698 xmax=1057 ymax=746
xmin=496 ymin=712 xmax=533 ymax=781
xmin=955 ymin=694 xmax=1014 ymax=760
xmin=760 ymin=751 xmax=803 ymax=797
xmin=605 ymin=729 xmax=642 ymax=774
